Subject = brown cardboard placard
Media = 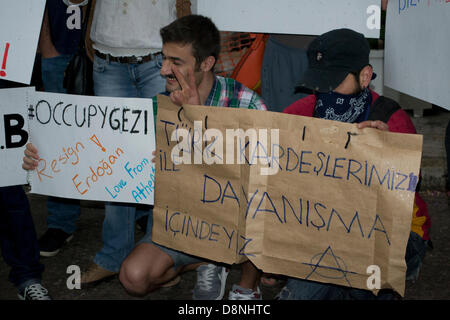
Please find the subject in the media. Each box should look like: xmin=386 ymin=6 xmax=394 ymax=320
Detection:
xmin=152 ymin=94 xmax=423 ymax=296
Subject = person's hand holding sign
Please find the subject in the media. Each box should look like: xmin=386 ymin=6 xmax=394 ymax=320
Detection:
xmin=169 ymin=65 xmax=201 ymax=106
xmin=22 ymin=143 xmax=39 ymax=170
xmin=357 ymin=120 xmax=390 ymax=131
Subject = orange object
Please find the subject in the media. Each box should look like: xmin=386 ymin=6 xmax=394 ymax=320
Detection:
xmin=231 ymin=33 xmax=269 ymax=95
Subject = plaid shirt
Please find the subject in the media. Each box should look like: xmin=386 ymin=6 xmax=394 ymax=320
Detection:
xmin=204 ymin=76 xmax=267 ymax=110
xmin=152 ymin=76 xmax=267 ymax=119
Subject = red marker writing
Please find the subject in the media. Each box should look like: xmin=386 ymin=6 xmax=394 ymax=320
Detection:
xmin=0 ymin=42 xmax=10 ymax=77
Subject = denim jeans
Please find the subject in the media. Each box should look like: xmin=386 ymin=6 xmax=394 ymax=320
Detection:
xmin=138 ymin=208 xmax=204 ymax=271
xmin=41 ymin=54 xmax=82 ymax=235
xmin=278 ymin=231 xmax=427 ymax=300
xmin=41 ymin=54 xmax=73 ymax=94
xmin=94 ymin=203 xmax=151 ymax=271
xmin=0 ymin=186 xmax=44 ymax=291
xmin=92 ymin=53 xmax=165 ymax=272
xmin=92 ymin=53 xmax=165 ymax=99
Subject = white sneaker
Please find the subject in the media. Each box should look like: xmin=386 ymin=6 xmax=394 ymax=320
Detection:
xmin=18 ymin=283 xmax=52 ymax=300
xmin=192 ymin=264 xmax=229 ymax=300
xmin=228 ymin=284 xmax=262 ymax=300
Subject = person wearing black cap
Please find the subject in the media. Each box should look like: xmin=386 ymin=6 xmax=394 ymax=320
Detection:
xmin=288 ymin=28 xmax=383 ymax=127
xmin=277 ymin=28 xmax=431 ymax=300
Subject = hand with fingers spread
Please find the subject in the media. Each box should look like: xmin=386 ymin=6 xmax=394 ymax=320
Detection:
xmin=22 ymin=143 xmax=40 ymax=171
xmin=169 ymin=65 xmax=201 ymax=106
xmin=357 ymin=120 xmax=390 ymax=131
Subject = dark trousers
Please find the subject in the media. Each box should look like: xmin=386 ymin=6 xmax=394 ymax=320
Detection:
xmin=446 ymin=119 xmax=450 ymax=190
xmin=0 ymin=186 xmax=44 ymax=290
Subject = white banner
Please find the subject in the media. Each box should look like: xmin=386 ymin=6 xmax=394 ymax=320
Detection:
xmin=384 ymin=0 xmax=450 ymax=110
xmin=193 ymin=0 xmax=381 ymax=38
xmin=0 ymin=0 xmax=46 ymax=84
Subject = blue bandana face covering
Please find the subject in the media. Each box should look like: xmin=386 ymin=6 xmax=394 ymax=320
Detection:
xmin=314 ymin=87 xmax=372 ymax=123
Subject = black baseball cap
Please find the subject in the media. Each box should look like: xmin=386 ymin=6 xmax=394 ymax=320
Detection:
xmin=297 ymin=28 xmax=375 ymax=93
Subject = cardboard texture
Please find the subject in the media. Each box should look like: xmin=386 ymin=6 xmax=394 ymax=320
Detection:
xmin=152 ymin=94 xmax=423 ymax=296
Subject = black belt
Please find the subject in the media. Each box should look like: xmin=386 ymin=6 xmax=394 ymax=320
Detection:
xmin=94 ymin=50 xmax=161 ymax=64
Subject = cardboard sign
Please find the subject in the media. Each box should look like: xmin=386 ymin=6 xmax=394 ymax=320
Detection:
xmin=193 ymin=0 xmax=381 ymax=38
xmin=152 ymin=95 xmax=423 ymax=296
xmin=27 ymin=91 xmax=156 ymax=204
xmin=0 ymin=87 xmax=32 ymax=187
xmin=0 ymin=0 xmax=46 ymax=84
xmin=384 ymin=0 xmax=450 ymax=109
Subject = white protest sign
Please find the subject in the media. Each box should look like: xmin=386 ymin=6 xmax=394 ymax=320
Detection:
xmin=192 ymin=0 xmax=381 ymax=38
xmin=384 ymin=0 xmax=450 ymax=110
xmin=28 ymin=92 xmax=156 ymax=204
xmin=0 ymin=0 xmax=46 ymax=85
xmin=0 ymin=87 xmax=32 ymax=187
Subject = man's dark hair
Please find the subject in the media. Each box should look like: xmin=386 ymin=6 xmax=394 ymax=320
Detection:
xmin=160 ymin=15 xmax=221 ymax=67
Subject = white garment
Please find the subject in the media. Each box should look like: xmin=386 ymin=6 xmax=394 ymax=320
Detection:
xmin=90 ymin=0 xmax=177 ymax=57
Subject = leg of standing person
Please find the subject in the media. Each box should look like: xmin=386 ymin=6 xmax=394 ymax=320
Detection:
xmin=0 ymin=186 xmax=51 ymax=300
xmin=82 ymin=53 xmax=165 ymax=283
xmin=38 ymin=54 xmax=82 ymax=257
xmin=446 ymin=119 xmax=450 ymax=195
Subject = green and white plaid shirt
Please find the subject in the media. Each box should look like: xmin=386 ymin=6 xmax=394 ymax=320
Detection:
xmin=204 ymin=75 xmax=267 ymax=110
xmin=153 ymin=75 xmax=267 ymax=116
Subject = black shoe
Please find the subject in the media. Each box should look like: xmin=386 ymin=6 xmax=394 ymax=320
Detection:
xmin=18 ymin=283 xmax=52 ymax=300
xmin=38 ymin=228 xmax=73 ymax=257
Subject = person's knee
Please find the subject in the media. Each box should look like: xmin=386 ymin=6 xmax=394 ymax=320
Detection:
xmin=119 ymin=245 xmax=172 ymax=295
xmin=119 ymin=260 xmax=150 ymax=296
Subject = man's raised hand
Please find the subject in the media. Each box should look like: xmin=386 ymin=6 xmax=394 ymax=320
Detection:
xmin=169 ymin=65 xmax=201 ymax=106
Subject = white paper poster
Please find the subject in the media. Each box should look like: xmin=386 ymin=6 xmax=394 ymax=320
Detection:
xmin=0 ymin=87 xmax=32 ymax=187
xmin=384 ymin=0 xmax=450 ymax=109
xmin=27 ymin=92 xmax=156 ymax=204
xmin=0 ymin=0 xmax=46 ymax=84
xmin=193 ymin=0 xmax=381 ymax=38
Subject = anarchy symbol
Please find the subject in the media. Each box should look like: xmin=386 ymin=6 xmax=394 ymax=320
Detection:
xmin=302 ymin=246 xmax=357 ymax=287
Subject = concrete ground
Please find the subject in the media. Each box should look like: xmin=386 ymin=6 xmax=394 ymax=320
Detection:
xmin=1 ymin=108 xmax=449 ymax=301
xmin=0 ymin=193 xmax=286 ymax=300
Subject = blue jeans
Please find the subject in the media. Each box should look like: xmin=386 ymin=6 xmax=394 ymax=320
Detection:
xmin=138 ymin=208 xmax=204 ymax=271
xmin=41 ymin=54 xmax=73 ymax=94
xmin=0 ymin=186 xmax=44 ymax=291
xmin=278 ymin=231 xmax=427 ymax=300
xmin=277 ymin=279 xmax=396 ymax=300
xmin=92 ymin=53 xmax=165 ymax=272
xmin=41 ymin=54 xmax=82 ymax=235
